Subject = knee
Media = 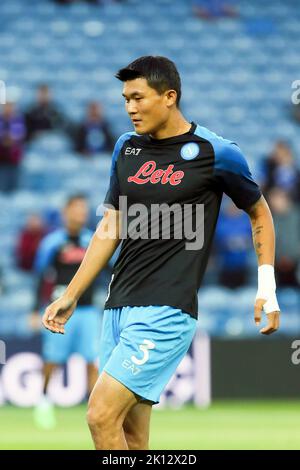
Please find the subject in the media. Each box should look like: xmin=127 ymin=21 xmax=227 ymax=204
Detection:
xmin=87 ymin=403 xmax=108 ymax=431
xmin=86 ymin=401 xmax=121 ymax=432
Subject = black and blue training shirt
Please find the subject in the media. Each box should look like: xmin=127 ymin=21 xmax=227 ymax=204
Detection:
xmin=104 ymin=122 xmax=261 ymax=318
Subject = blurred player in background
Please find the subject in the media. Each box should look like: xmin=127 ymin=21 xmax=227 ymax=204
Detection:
xmin=42 ymin=56 xmax=280 ymax=449
xmin=31 ymin=194 xmax=100 ymax=428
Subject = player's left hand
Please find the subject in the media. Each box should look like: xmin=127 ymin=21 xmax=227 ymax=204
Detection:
xmin=42 ymin=295 xmax=77 ymax=334
xmin=254 ymin=298 xmax=280 ymax=335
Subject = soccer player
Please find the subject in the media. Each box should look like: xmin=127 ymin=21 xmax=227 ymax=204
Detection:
xmin=42 ymin=56 xmax=280 ymax=449
xmin=32 ymin=194 xmax=100 ymax=428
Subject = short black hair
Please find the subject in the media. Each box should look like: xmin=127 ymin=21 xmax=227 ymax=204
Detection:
xmin=115 ymin=56 xmax=181 ymax=106
xmin=64 ymin=193 xmax=87 ymax=208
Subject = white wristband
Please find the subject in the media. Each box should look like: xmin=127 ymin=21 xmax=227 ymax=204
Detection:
xmin=256 ymin=264 xmax=280 ymax=313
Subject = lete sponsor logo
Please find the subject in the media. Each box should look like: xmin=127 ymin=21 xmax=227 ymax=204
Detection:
xmin=127 ymin=160 xmax=184 ymax=186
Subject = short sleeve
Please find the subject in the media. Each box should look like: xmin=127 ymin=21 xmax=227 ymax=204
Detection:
xmin=213 ymin=141 xmax=262 ymax=210
xmin=103 ymin=166 xmax=120 ymax=210
xmin=104 ymin=132 xmax=134 ymax=210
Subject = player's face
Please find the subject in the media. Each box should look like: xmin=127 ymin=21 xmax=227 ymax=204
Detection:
xmin=64 ymin=199 xmax=88 ymax=229
xmin=122 ymin=78 xmax=174 ymax=135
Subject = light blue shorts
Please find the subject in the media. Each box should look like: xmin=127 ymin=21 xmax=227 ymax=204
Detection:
xmin=42 ymin=305 xmax=101 ymax=364
xmin=99 ymin=305 xmax=197 ymax=404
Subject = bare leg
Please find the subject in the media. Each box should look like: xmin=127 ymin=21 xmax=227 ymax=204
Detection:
xmin=87 ymin=362 xmax=98 ymax=395
xmin=123 ymin=402 xmax=152 ymax=450
xmin=42 ymin=362 xmax=57 ymax=394
xmin=87 ymin=371 xmax=139 ymax=450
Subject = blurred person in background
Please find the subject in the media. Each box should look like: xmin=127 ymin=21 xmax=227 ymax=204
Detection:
xmin=214 ymin=198 xmax=253 ymax=288
xmin=16 ymin=214 xmax=47 ymax=272
xmin=261 ymin=141 xmax=300 ymax=204
xmin=74 ymin=101 xmax=114 ymax=156
xmin=0 ymin=102 xmax=26 ymax=192
xmin=25 ymin=84 xmax=67 ymax=141
xmin=268 ymin=188 xmax=300 ymax=287
xmin=31 ymin=194 xmax=100 ymax=429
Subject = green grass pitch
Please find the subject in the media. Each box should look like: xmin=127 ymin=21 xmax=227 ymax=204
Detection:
xmin=1 ymin=401 xmax=300 ymax=450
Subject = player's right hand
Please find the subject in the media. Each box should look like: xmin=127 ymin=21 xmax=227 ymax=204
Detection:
xmin=42 ymin=296 xmax=77 ymax=334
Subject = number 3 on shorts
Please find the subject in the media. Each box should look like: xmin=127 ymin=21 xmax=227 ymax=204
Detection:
xmin=131 ymin=339 xmax=156 ymax=366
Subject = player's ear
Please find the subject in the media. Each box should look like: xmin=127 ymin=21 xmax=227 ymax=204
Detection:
xmin=165 ymin=89 xmax=177 ymax=108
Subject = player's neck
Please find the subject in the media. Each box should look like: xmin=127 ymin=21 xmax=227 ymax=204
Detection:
xmin=149 ymin=113 xmax=191 ymax=140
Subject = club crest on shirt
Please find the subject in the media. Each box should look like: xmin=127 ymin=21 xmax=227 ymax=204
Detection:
xmin=180 ymin=142 xmax=200 ymax=160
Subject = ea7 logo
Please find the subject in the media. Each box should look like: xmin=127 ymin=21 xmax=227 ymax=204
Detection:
xmin=122 ymin=359 xmax=141 ymax=375
xmin=125 ymin=147 xmax=142 ymax=156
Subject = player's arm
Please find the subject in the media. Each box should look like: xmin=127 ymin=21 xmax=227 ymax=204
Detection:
xmin=42 ymin=209 xmax=121 ymax=334
xmin=245 ymin=195 xmax=280 ymax=335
